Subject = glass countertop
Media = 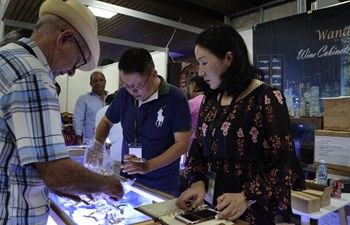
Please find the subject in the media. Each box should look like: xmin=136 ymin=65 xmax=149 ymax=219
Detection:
xmin=49 ymin=155 xmax=169 ymax=225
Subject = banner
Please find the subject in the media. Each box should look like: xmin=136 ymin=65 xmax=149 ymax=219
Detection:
xmin=253 ymin=2 xmax=350 ymax=117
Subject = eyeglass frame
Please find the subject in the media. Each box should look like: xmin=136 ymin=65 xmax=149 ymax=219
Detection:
xmin=73 ymin=36 xmax=87 ymax=69
xmin=121 ymin=71 xmax=152 ymax=91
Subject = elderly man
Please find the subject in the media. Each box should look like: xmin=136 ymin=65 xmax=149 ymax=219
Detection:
xmin=0 ymin=0 xmax=123 ymax=224
xmin=73 ymin=71 xmax=108 ymax=145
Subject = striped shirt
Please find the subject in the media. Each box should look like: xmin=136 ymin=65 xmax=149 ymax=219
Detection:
xmin=0 ymin=38 xmax=69 ymax=224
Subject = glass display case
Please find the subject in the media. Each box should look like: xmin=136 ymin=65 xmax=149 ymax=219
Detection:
xmin=290 ymin=117 xmax=322 ymax=165
xmin=48 ymin=154 xmax=172 ymax=225
xmin=257 ymin=54 xmax=284 ymax=91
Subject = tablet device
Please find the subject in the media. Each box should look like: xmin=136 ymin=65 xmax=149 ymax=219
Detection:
xmin=175 ymin=208 xmax=218 ymax=224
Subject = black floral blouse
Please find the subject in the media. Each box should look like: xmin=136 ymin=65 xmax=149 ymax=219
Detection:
xmin=183 ymin=83 xmax=305 ymax=225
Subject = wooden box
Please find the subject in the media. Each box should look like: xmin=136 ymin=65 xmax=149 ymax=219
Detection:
xmin=322 ymin=96 xmax=350 ymax=132
xmin=303 ymin=182 xmax=332 ymax=207
xmin=291 ymin=191 xmax=321 ymax=213
xmin=314 ymin=129 xmax=350 ymax=177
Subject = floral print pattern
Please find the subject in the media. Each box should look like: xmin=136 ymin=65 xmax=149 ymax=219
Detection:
xmin=249 ymin=127 xmax=259 ymax=143
xmin=273 ymin=90 xmax=284 ymax=105
xmin=201 ymin=123 xmax=208 ymax=137
xmin=237 ymin=128 xmax=244 ymax=138
xmin=221 ymin=122 xmax=231 ymax=136
xmin=184 ymin=84 xmax=305 ymax=225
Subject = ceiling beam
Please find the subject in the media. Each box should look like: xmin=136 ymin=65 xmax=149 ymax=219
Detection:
xmin=3 ymin=19 xmax=35 ymax=30
xmin=184 ymin=0 xmax=243 ymax=15
xmin=228 ymin=0 xmax=289 ymax=18
xmin=3 ymin=19 xmax=167 ymax=53
xmin=98 ymin=35 xmax=167 ymax=52
xmin=0 ymin=0 xmax=11 ymax=39
xmin=76 ymin=0 xmax=203 ymax=34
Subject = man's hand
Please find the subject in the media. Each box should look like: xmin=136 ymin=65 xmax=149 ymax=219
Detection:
xmin=121 ymin=154 xmax=149 ymax=175
xmin=36 ymin=158 xmax=124 ymax=203
xmin=84 ymin=139 xmax=105 ymax=170
xmin=102 ymin=176 xmax=124 ymax=201
xmin=50 ymin=189 xmax=91 ymax=205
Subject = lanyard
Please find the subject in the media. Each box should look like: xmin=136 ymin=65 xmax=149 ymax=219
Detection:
xmin=16 ymin=41 xmax=37 ymax=58
xmin=134 ymin=99 xmax=154 ymax=143
xmin=207 ymin=93 xmax=237 ymax=160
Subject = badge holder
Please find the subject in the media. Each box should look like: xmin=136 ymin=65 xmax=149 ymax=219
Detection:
xmin=128 ymin=143 xmax=143 ymax=158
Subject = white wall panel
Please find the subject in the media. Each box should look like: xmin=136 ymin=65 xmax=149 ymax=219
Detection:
xmin=239 ymin=29 xmax=253 ymax=63
xmin=151 ymin=51 xmax=168 ymax=79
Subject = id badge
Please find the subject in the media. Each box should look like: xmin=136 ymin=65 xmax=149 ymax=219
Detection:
xmin=204 ymin=172 xmax=216 ymax=205
xmin=128 ymin=143 xmax=143 ymax=158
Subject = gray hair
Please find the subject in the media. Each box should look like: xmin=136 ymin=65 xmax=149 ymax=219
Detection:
xmin=0 ymin=28 xmax=32 ymax=46
xmin=33 ymin=14 xmax=73 ymax=37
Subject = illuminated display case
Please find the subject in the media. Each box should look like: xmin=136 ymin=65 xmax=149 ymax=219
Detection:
xmin=47 ymin=151 xmax=251 ymax=225
xmin=48 ymin=154 xmax=173 ymax=225
xmin=257 ymin=54 xmax=284 ymax=91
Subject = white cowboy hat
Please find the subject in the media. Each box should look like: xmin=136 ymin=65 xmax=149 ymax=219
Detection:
xmin=39 ymin=0 xmax=100 ymax=71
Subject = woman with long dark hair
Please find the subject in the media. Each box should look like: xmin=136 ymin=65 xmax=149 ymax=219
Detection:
xmin=176 ymin=24 xmax=305 ymax=225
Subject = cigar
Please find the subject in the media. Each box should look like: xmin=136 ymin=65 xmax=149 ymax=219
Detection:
xmin=81 ymin=199 xmax=90 ymax=205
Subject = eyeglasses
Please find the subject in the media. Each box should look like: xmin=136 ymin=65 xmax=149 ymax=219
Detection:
xmin=122 ymin=72 xmax=152 ymax=91
xmin=73 ymin=36 xmax=87 ymax=69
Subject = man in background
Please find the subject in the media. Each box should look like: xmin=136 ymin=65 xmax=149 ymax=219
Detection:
xmin=73 ymin=71 xmax=108 ymax=144
xmin=0 ymin=0 xmax=123 ymax=224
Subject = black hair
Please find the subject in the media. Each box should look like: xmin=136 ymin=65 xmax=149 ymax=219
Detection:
xmin=90 ymin=71 xmax=105 ymax=82
xmin=195 ymin=24 xmax=261 ymax=98
xmin=118 ymin=48 xmax=154 ymax=76
xmin=55 ymin=82 xmax=61 ymax=96
xmin=190 ymin=75 xmax=207 ymax=93
xmin=105 ymin=93 xmax=115 ymax=105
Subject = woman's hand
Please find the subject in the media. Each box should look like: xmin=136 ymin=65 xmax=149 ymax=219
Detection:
xmin=215 ymin=192 xmax=251 ymax=221
xmin=176 ymin=181 xmax=206 ymax=210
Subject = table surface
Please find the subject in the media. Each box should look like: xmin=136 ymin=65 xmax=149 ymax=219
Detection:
xmin=292 ymin=193 xmax=350 ymax=219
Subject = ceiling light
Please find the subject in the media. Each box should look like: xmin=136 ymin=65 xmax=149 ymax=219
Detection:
xmin=88 ymin=6 xmax=117 ymax=19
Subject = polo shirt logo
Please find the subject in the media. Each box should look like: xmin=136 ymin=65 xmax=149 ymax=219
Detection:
xmin=155 ymin=106 xmax=166 ymax=127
